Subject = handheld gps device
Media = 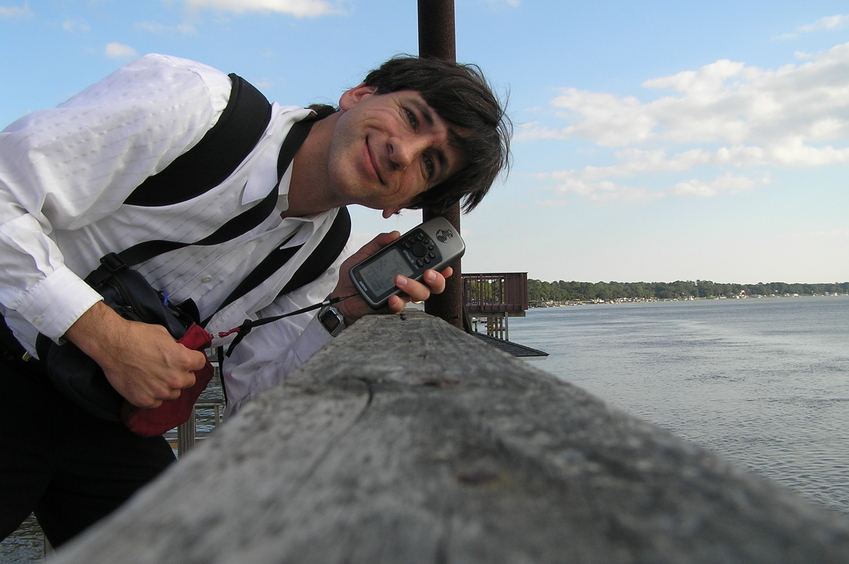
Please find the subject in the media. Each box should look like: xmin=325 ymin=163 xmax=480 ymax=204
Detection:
xmin=349 ymin=217 xmax=465 ymax=309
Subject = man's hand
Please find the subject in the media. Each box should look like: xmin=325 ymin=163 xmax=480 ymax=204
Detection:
xmin=331 ymin=231 xmax=453 ymax=325
xmin=64 ymin=301 xmax=207 ymax=409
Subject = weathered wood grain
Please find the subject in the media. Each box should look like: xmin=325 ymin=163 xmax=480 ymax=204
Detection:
xmin=52 ymin=312 xmax=849 ymax=563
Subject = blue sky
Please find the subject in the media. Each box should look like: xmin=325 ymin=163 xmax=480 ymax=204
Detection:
xmin=2 ymin=0 xmax=848 ymax=284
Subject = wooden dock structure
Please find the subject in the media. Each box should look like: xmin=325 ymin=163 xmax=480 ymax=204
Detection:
xmin=49 ymin=312 xmax=849 ymax=563
xmin=464 ymin=272 xmax=529 ymax=340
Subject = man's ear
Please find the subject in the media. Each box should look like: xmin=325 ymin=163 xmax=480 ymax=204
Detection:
xmin=339 ymin=84 xmax=378 ymax=111
xmin=381 ymin=206 xmax=403 ymax=219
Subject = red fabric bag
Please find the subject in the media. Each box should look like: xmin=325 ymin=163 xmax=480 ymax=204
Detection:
xmin=121 ymin=323 xmax=216 ymax=438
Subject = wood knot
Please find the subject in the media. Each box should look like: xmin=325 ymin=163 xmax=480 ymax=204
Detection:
xmin=421 ymin=378 xmax=460 ymax=388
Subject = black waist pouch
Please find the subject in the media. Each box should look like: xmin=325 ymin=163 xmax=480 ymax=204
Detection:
xmin=35 ymin=253 xmax=198 ymax=421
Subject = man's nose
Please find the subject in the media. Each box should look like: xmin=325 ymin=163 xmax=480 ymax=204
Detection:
xmin=388 ymin=133 xmax=428 ymax=171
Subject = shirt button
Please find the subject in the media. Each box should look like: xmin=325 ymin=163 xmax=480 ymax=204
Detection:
xmin=32 ymin=316 xmax=43 ymax=327
xmin=201 ymin=276 xmax=213 ymax=284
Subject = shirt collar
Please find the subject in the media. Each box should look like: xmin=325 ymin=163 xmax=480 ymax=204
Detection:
xmin=240 ymin=105 xmax=314 ymax=206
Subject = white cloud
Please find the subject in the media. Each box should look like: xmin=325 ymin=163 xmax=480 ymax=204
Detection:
xmin=104 ymin=42 xmax=138 ymax=59
xmin=777 ymin=14 xmax=849 ymax=40
xmin=671 ymin=172 xmax=768 ymax=198
xmin=0 ymin=2 xmax=32 ymax=18
xmin=183 ymin=0 xmax=345 ymax=17
xmin=135 ymin=20 xmax=166 ymax=33
xmin=63 ymin=19 xmax=90 ymax=33
xmin=799 ymin=14 xmax=849 ymax=33
xmin=563 ymin=141 xmax=849 ymax=184
xmin=575 ymin=148 xmax=707 ymax=181
xmin=527 ymin=41 xmax=849 ymax=203
xmin=539 ymin=43 xmax=849 ymax=151
xmin=135 ymin=20 xmax=197 ymax=35
xmin=546 ymin=172 xmax=665 ymax=202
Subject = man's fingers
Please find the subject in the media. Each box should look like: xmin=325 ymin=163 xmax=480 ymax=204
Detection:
xmin=334 ymin=238 xmax=454 ymax=322
xmin=180 ymin=369 xmax=197 ymax=390
xmin=401 ymin=269 xmax=448 ymax=298
xmin=385 ymin=269 xmax=450 ymax=313
xmin=185 ymin=349 xmax=208 ymax=373
xmin=374 ymin=230 xmax=402 ymax=246
xmin=423 ymin=270 xmax=446 ymax=293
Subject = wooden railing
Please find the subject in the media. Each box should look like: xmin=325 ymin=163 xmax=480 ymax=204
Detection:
xmin=173 ymin=401 xmax=224 ymax=456
xmin=50 ymin=312 xmax=849 ymax=563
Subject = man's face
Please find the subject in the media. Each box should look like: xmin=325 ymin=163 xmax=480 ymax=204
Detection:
xmin=326 ymin=85 xmax=468 ymax=218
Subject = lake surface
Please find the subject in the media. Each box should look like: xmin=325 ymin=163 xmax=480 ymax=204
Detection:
xmin=509 ymin=295 xmax=849 ymax=514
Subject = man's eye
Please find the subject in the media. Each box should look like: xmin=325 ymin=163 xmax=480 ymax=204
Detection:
xmin=405 ymin=108 xmax=418 ymax=128
xmin=424 ymin=155 xmax=435 ymax=178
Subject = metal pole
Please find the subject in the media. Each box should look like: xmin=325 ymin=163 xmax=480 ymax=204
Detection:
xmin=418 ymin=0 xmax=464 ymax=330
xmin=417 ymin=0 xmax=455 ymax=60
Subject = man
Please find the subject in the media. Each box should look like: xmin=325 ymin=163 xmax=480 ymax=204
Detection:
xmin=0 ymin=54 xmax=510 ymax=547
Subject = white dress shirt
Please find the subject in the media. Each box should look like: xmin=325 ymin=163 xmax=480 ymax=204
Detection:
xmin=0 ymin=53 xmax=349 ymax=414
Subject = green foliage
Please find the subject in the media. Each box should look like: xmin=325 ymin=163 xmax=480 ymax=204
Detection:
xmin=527 ymin=280 xmax=849 ymax=303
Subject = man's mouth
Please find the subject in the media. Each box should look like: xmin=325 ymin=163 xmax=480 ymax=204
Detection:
xmin=364 ymin=138 xmax=386 ymax=186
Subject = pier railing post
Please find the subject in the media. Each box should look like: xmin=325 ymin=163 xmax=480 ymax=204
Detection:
xmin=176 ymin=412 xmax=196 ymax=456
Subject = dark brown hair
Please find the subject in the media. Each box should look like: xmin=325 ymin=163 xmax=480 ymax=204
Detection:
xmin=362 ymin=56 xmax=511 ymax=213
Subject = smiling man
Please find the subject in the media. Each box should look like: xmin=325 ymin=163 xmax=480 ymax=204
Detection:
xmin=0 ymin=53 xmax=510 ymax=547
xmin=316 ymin=86 xmax=467 ymax=217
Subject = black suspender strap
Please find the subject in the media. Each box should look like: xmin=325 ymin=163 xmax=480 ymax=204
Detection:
xmin=279 ymin=206 xmax=351 ymax=295
xmin=86 ymin=70 xmax=352 ymax=349
xmin=124 ymin=74 xmax=273 ymax=206
xmin=106 ymin=118 xmax=315 ymax=272
xmin=206 ymin=205 xmax=351 ymax=324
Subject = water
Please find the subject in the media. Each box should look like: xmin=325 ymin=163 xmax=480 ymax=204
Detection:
xmin=509 ymin=295 xmax=849 ymax=514
xmin=0 ymin=515 xmax=45 ymax=563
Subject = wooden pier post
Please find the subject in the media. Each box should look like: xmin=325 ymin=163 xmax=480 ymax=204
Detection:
xmin=49 ymin=313 xmax=849 ymax=563
xmin=176 ymin=411 xmax=196 ymax=456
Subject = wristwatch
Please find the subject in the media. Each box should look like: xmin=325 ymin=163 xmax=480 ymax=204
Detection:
xmin=318 ymin=304 xmax=346 ymax=337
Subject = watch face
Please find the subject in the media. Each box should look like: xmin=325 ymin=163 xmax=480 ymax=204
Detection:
xmin=322 ymin=310 xmax=341 ymax=333
xmin=320 ymin=307 xmax=344 ymax=336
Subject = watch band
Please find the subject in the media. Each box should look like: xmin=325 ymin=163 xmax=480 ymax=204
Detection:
xmin=318 ymin=304 xmax=346 ymax=337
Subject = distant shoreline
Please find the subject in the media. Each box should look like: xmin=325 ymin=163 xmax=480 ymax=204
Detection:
xmin=530 ymin=293 xmax=849 ymax=308
xmin=526 ymin=279 xmax=849 ymax=306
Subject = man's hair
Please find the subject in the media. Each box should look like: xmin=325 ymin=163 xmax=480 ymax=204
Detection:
xmin=362 ymin=56 xmax=511 ymax=213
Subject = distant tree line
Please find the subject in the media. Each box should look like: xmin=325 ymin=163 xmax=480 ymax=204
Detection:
xmin=527 ymin=280 xmax=849 ymax=303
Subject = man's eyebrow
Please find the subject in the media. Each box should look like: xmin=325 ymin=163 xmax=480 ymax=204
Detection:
xmin=411 ymin=98 xmax=455 ymax=182
xmin=411 ymin=98 xmax=435 ymax=127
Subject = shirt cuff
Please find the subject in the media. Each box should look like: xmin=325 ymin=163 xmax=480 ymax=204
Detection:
xmin=297 ymin=311 xmax=335 ymax=362
xmin=15 ymin=265 xmax=103 ymax=341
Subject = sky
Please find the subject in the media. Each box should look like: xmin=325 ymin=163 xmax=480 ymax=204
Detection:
xmin=1 ymin=0 xmax=848 ymax=284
